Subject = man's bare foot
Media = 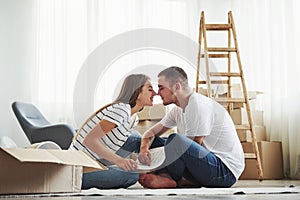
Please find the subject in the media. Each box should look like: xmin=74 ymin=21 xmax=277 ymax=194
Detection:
xmin=177 ymin=177 xmax=197 ymax=188
xmin=138 ymin=173 xmax=177 ymax=189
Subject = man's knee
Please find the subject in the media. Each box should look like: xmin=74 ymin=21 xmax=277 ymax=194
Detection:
xmin=166 ymin=133 xmax=185 ymax=145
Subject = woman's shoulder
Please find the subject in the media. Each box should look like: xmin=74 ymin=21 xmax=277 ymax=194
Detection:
xmin=106 ymin=102 xmax=131 ymax=116
xmin=110 ymin=102 xmax=130 ymax=110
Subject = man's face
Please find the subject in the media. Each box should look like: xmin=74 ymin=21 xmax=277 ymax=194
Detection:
xmin=157 ymin=76 xmax=177 ymax=105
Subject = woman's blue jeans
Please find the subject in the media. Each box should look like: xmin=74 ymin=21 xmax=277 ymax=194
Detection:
xmin=164 ymin=133 xmax=236 ymax=188
xmin=82 ymin=131 xmax=141 ymax=189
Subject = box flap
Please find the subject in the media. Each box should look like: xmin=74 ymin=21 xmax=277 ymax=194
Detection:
xmin=1 ymin=148 xmax=104 ymax=170
xmin=49 ymin=150 xmax=106 ymax=170
xmin=2 ymin=148 xmax=62 ymax=163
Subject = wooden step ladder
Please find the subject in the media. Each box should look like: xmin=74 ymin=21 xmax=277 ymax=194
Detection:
xmin=195 ymin=11 xmax=263 ymax=180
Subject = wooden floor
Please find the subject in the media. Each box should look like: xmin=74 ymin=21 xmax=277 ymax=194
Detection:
xmin=2 ymin=180 xmax=300 ymax=199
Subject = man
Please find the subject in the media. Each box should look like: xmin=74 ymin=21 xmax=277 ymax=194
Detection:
xmin=138 ymin=66 xmax=245 ymax=188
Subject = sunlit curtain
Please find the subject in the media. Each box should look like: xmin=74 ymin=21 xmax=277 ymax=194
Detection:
xmin=34 ymin=0 xmax=300 ymax=179
xmin=34 ymin=0 xmax=88 ymax=126
xmin=232 ymin=0 xmax=300 ymax=179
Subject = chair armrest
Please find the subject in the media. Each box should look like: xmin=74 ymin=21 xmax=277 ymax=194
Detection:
xmin=30 ymin=124 xmax=75 ymax=149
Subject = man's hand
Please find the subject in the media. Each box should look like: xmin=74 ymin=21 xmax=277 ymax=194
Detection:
xmin=138 ymin=149 xmax=151 ymax=166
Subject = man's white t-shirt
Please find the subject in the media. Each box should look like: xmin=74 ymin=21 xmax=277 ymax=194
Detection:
xmin=160 ymin=92 xmax=245 ymax=179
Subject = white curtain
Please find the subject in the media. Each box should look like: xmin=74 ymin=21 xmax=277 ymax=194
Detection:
xmin=34 ymin=0 xmax=300 ymax=179
xmin=34 ymin=0 xmax=88 ymax=126
xmin=231 ymin=0 xmax=300 ymax=179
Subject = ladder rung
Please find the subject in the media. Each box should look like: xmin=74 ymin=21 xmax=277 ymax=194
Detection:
xmin=235 ymin=125 xmax=250 ymax=130
xmin=213 ymin=98 xmax=246 ymax=103
xmin=200 ymin=54 xmax=229 ymax=58
xmin=207 ymin=47 xmax=237 ymax=52
xmin=210 ymin=72 xmax=241 ymax=77
xmin=205 ymin=24 xmax=232 ymax=30
xmin=244 ymin=153 xmax=257 ymax=159
xmin=198 ymin=80 xmax=229 ymax=84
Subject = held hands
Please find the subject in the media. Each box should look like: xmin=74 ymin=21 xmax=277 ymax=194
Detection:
xmin=138 ymin=149 xmax=151 ymax=166
xmin=116 ymin=158 xmax=138 ymax=171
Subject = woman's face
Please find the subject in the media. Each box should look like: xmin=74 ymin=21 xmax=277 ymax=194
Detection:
xmin=137 ymin=80 xmax=157 ymax=106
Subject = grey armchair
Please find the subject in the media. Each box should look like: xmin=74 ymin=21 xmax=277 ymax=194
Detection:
xmin=11 ymin=101 xmax=75 ymax=149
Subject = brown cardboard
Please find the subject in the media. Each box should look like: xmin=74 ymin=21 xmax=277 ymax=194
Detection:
xmin=231 ymin=108 xmax=264 ymax=126
xmin=137 ymin=104 xmax=166 ymax=120
xmin=134 ymin=120 xmax=175 ymax=137
xmin=198 ymin=88 xmax=208 ymax=96
xmin=217 ymin=83 xmax=263 ymax=100
xmin=239 ymin=141 xmax=284 ymax=180
xmin=135 ymin=120 xmax=159 ymax=134
xmin=237 ymin=126 xmax=266 ymax=142
xmin=231 ymin=90 xmax=263 ymax=100
xmin=246 ymin=126 xmax=266 ymax=142
xmin=0 ymin=148 xmax=106 ymax=194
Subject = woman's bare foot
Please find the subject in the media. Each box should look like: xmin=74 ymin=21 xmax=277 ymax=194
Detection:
xmin=138 ymin=173 xmax=177 ymax=189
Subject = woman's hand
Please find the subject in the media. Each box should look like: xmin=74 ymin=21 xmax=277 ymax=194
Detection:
xmin=116 ymin=158 xmax=138 ymax=171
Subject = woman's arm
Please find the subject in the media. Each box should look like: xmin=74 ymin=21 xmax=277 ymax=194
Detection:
xmin=83 ymin=120 xmax=137 ymax=171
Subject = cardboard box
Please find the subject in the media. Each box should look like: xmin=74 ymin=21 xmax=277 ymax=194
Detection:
xmin=198 ymin=88 xmax=208 ymax=96
xmin=232 ymin=102 xmax=244 ymax=109
xmin=217 ymin=83 xmax=263 ymax=100
xmin=231 ymin=90 xmax=263 ymax=100
xmin=134 ymin=120 xmax=175 ymax=137
xmin=231 ymin=107 xmax=264 ymax=126
xmin=137 ymin=104 xmax=166 ymax=120
xmin=0 ymin=148 xmax=105 ymax=194
xmin=239 ymin=141 xmax=284 ymax=180
xmin=237 ymin=126 xmax=266 ymax=142
xmin=135 ymin=120 xmax=159 ymax=134
xmin=217 ymin=83 xmax=241 ymax=95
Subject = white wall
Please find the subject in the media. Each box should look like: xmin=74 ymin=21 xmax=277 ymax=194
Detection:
xmin=0 ymin=0 xmax=35 ymax=147
xmin=0 ymin=0 xmax=234 ymax=147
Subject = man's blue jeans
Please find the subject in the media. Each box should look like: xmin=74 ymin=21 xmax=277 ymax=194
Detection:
xmin=82 ymin=131 xmax=141 ymax=189
xmin=164 ymin=133 xmax=236 ymax=188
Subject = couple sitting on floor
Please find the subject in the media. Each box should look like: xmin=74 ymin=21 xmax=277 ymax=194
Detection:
xmin=69 ymin=66 xmax=245 ymax=189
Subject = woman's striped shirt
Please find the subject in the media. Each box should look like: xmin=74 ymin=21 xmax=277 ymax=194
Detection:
xmin=69 ymin=103 xmax=139 ymax=160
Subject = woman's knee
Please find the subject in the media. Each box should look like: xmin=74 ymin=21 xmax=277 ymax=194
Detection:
xmin=82 ymin=168 xmax=139 ymax=189
xmin=121 ymin=173 xmax=139 ymax=188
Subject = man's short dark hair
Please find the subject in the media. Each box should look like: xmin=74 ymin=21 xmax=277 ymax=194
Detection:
xmin=158 ymin=66 xmax=188 ymax=88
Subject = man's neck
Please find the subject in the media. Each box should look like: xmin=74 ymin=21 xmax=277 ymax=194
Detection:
xmin=175 ymin=88 xmax=193 ymax=110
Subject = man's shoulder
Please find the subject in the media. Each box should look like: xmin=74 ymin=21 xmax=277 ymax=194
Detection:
xmin=189 ymin=92 xmax=214 ymax=105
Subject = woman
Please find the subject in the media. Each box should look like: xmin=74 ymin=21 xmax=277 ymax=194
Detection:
xmin=69 ymin=74 xmax=157 ymax=189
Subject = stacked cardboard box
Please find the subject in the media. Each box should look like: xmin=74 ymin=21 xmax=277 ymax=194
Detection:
xmin=231 ymin=107 xmax=266 ymax=142
xmin=135 ymin=104 xmax=175 ymax=137
xmin=239 ymin=141 xmax=284 ymax=179
xmin=219 ymin=84 xmax=284 ymax=180
xmin=216 ymin=83 xmax=266 ymax=142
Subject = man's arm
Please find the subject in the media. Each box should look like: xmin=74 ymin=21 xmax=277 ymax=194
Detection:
xmin=192 ymin=136 xmax=205 ymax=145
xmin=138 ymin=122 xmax=170 ymax=165
xmin=140 ymin=123 xmax=169 ymax=149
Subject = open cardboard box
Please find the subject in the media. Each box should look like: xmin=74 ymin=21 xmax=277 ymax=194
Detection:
xmin=0 ymin=148 xmax=106 ymax=194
